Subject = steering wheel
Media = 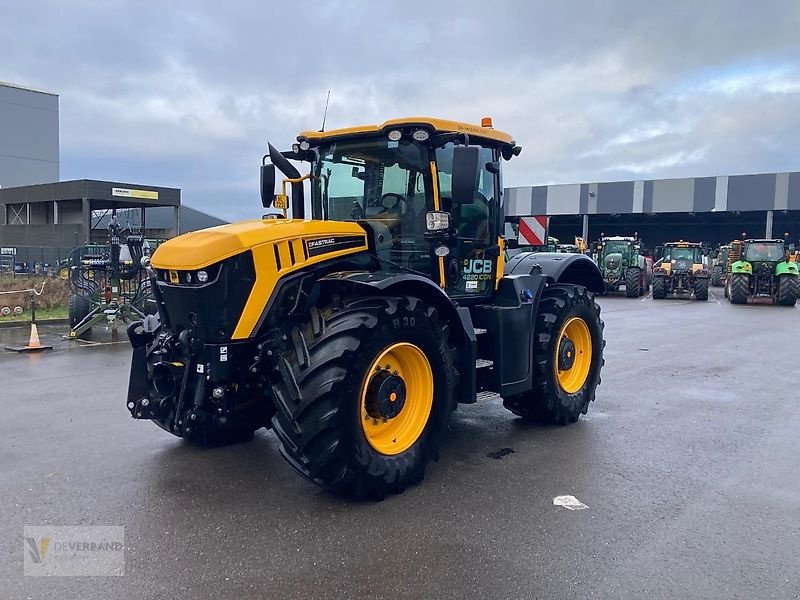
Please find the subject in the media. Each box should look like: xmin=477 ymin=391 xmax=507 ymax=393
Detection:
xmin=379 ymin=193 xmax=410 ymax=213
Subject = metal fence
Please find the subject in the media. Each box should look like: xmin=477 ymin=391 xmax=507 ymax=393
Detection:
xmin=0 ymin=246 xmax=75 ymax=277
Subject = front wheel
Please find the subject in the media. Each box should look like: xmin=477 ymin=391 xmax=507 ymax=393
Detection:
xmin=652 ymin=276 xmax=667 ymax=299
xmin=271 ymin=296 xmax=456 ymax=499
xmin=625 ymin=268 xmax=640 ymax=298
xmin=729 ymin=273 xmax=749 ymax=304
xmin=694 ymin=277 xmax=709 ymax=301
xmin=777 ymin=275 xmax=798 ymax=306
xmin=503 ymin=285 xmax=604 ymax=424
xmin=711 ymin=265 xmax=723 ymax=287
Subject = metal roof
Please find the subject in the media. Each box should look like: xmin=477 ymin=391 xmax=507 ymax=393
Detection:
xmin=0 ymin=80 xmax=58 ymax=97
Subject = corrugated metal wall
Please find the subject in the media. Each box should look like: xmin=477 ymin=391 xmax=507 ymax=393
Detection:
xmin=504 ymin=172 xmax=800 ymax=216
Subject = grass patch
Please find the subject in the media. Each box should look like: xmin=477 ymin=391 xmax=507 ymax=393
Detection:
xmin=0 ymin=305 xmax=68 ymax=323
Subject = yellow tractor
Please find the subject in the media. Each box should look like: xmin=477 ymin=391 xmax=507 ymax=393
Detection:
xmin=652 ymin=241 xmax=709 ymax=300
xmin=126 ymin=117 xmax=606 ymax=498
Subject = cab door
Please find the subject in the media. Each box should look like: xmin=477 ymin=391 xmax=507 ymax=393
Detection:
xmin=434 ymin=143 xmax=501 ymax=301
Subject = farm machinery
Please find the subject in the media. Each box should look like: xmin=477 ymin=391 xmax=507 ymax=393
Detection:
xmin=66 ymin=213 xmax=157 ymax=338
xmin=652 ymin=241 xmax=708 ymax=300
xmin=594 ymin=234 xmax=650 ymax=297
xmin=711 ymin=245 xmax=730 ymax=287
xmin=725 ymin=238 xmax=798 ymax=306
xmin=125 ymin=117 xmax=606 ymax=498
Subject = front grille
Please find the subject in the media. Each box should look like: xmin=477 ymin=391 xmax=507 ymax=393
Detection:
xmin=154 ymin=251 xmax=256 ymax=341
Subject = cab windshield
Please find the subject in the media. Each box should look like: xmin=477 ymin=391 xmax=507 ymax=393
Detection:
xmin=311 ymin=139 xmax=429 ymax=222
xmin=665 ymin=247 xmax=700 ymax=262
xmin=745 ymin=243 xmax=784 ymax=262
xmin=604 ymin=241 xmax=630 ymax=254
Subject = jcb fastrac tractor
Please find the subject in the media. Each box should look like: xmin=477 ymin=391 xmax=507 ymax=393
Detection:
xmin=126 ymin=117 xmax=606 ymax=498
xmin=594 ymin=234 xmax=649 ymax=297
xmin=652 ymin=241 xmax=708 ymax=301
xmin=726 ymin=238 xmax=798 ymax=306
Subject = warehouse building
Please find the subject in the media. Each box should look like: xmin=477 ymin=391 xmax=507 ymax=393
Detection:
xmin=0 ymin=81 xmax=226 ymax=272
xmin=505 ymin=171 xmax=800 ymax=249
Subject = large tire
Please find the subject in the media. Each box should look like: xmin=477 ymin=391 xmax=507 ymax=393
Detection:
xmin=652 ymin=276 xmax=667 ymax=299
xmin=694 ymin=277 xmax=709 ymax=301
xmin=503 ymin=285 xmax=604 ymax=425
xmin=729 ymin=273 xmax=749 ymax=304
xmin=777 ymin=275 xmax=798 ymax=306
xmin=711 ymin=265 xmax=723 ymax=287
xmin=625 ymin=268 xmax=640 ymax=298
xmin=68 ymin=293 xmax=93 ymax=329
xmin=271 ymin=296 xmax=456 ymax=499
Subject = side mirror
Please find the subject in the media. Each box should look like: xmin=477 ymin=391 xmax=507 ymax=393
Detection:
xmin=260 ymin=164 xmax=276 ymax=208
xmin=451 ymin=146 xmax=479 ymax=204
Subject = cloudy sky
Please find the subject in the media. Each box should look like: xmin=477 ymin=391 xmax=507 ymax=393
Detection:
xmin=4 ymin=1 xmax=800 ymax=221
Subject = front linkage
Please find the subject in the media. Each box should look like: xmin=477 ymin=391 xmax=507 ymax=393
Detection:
xmin=126 ymin=316 xmax=278 ymax=444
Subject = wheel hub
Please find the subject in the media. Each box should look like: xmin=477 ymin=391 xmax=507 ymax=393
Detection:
xmin=364 ymin=369 xmax=407 ymax=420
xmin=558 ymin=337 xmax=576 ymax=371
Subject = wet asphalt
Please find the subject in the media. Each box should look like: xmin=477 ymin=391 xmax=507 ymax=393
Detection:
xmin=1 ymin=289 xmax=798 ymax=599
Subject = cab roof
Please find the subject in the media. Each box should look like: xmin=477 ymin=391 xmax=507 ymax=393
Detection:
xmin=664 ymin=241 xmax=703 ymax=247
xmin=298 ymin=116 xmax=514 ymax=146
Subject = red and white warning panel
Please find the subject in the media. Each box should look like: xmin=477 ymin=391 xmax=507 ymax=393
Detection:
xmin=518 ymin=215 xmax=548 ymax=246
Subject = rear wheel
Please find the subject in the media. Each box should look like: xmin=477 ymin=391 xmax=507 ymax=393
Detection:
xmin=503 ymin=285 xmax=604 ymax=424
xmin=271 ymin=296 xmax=456 ymax=499
xmin=694 ymin=277 xmax=709 ymax=301
xmin=625 ymin=268 xmax=640 ymax=298
xmin=652 ymin=276 xmax=667 ymax=299
xmin=729 ymin=273 xmax=749 ymax=304
xmin=711 ymin=265 xmax=723 ymax=287
xmin=777 ymin=274 xmax=798 ymax=306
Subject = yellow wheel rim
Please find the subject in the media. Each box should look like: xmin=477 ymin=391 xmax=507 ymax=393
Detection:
xmin=555 ymin=317 xmax=593 ymax=394
xmin=360 ymin=342 xmax=433 ymax=455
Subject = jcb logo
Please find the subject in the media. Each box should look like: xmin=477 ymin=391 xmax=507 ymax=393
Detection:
xmin=463 ymin=259 xmax=493 ymax=274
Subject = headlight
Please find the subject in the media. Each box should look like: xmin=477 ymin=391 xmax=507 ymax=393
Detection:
xmin=426 ymin=211 xmax=450 ymax=231
xmin=196 ymin=270 xmax=208 ymax=283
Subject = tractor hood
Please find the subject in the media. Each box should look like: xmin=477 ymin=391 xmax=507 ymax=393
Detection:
xmin=604 ymin=253 xmax=623 ymax=271
xmin=151 ymin=219 xmax=369 ymax=271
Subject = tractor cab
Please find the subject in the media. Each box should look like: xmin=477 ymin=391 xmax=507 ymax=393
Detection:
xmin=262 ymin=117 xmax=521 ymax=302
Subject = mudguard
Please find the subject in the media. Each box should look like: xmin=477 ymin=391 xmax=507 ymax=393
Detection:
xmin=730 ymin=260 xmax=752 ymax=274
xmin=505 ymin=252 xmax=604 ymax=293
xmin=317 ymin=271 xmax=478 ymax=402
xmin=776 ymin=261 xmax=799 ymax=276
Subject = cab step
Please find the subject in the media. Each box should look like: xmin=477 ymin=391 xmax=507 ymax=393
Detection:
xmin=475 ymin=390 xmax=501 ymax=402
xmin=474 ymin=327 xmax=487 ymax=335
xmin=476 ymin=358 xmax=494 ymax=369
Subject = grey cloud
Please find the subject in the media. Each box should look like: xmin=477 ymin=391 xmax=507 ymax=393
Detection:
xmin=3 ymin=1 xmax=800 ymax=220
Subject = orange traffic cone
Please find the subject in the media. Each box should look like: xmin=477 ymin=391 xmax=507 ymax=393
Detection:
xmin=5 ymin=322 xmax=53 ymax=353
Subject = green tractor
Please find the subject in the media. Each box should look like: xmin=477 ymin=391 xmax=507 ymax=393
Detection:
xmin=594 ymin=235 xmax=649 ymax=297
xmin=727 ymin=239 xmax=798 ymax=306
xmin=711 ymin=245 xmax=729 ymax=287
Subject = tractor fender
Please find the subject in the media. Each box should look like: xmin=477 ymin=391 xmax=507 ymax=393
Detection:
xmin=316 ymin=271 xmax=477 ymax=401
xmin=730 ymin=260 xmax=752 ymax=274
xmin=776 ymin=261 xmax=800 ymax=276
xmin=505 ymin=252 xmax=604 ymax=293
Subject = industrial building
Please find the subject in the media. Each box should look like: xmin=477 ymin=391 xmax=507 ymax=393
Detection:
xmin=0 ymin=82 xmax=226 ymax=271
xmin=505 ymin=171 xmax=800 ymax=249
